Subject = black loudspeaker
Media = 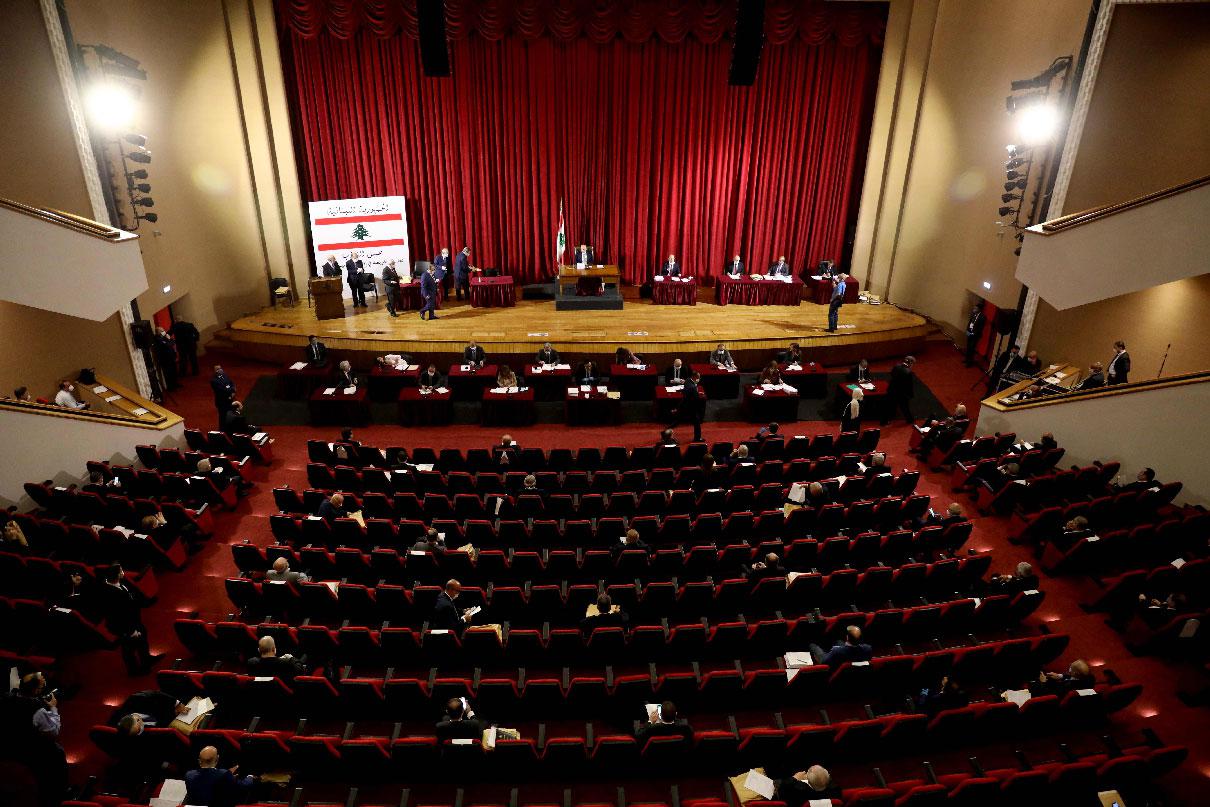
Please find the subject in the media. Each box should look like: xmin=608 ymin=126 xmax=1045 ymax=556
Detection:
xmin=417 ymin=0 xmax=450 ymax=77
xmin=131 ymin=319 xmax=154 ymax=350
xmin=729 ymin=0 xmax=767 ymax=86
xmin=994 ymin=308 xmax=1019 ymax=335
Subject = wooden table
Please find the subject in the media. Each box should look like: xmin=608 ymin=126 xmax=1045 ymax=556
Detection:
xmin=482 ymin=388 xmax=536 ymax=426
xmin=309 ymin=385 xmax=370 ymax=426
xmin=716 ymin=276 xmax=803 ymax=306
xmin=744 ymin=384 xmax=800 ymax=422
xmin=781 ymin=363 xmax=829 ymax=398
xmin=559 ymin=264 xmax=620 ymax=297
xmin=834 ymin=379 xmax=889 ymax=418
xmin=806 ymin=275 xmax=861 ymax=305
xmin=524 ymin=364 xmax=573 ymax=401
xmin=470 ymin=275 xmax=516 ymax=308
xmin=651 ymin=276 xmax=697 ymax=305
xmin=276 ymin=363 xmax=328 ymax=398
xmin=609 ymin=363 xmax=658 ymax=400
xmin=654 ymin=384 xmax=707 ymax=421
xmin=448 ymin=364 xmax=499 ymax=401
xmin=368 ymin=364 xmax=420 ymax=402
xmin=689 ymin=363 xmax=741 ymax=399
xmin=398 ymin=387 xmax=452 ymax=426
xmin=566 ymin=386 xmax=621 ymax=426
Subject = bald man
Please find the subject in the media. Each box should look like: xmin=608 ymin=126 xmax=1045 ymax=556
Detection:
xmin=776 ymin=765 xmax=839 ymax=807
xmin=246 ymin=635 xmax=306 ymax=683
xmin=185 ymin=745 xmax=256 ymax=807
xmin=319 ymin=254 xmax=341 ymax=278
xmin=265 ymin=557 xmax=308 ymax=585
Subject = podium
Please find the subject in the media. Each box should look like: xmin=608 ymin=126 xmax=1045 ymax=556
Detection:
xmin=310 ymin=277 xmax=345 ymax=320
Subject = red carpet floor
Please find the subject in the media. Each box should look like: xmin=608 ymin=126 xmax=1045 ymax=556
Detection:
xmin=56 ymin=341 xmax=1209 ymax=802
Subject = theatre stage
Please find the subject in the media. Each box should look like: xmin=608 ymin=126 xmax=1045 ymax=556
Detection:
xmin=222 ymin=291 xmax=930 ymax=369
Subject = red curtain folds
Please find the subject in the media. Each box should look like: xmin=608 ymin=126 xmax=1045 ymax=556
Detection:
xmin=278 ymin=1 xmax=885 ymax=284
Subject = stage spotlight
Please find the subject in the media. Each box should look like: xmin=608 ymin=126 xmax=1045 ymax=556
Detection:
xmin=998 ymin=206 xmax=1014 ymax=216
xmin=85 ymin=81 xmax=137 ymax=132
xmin=1003 ymin=179 xmax=1027 ymax=192
xmin=1001 ymin=193 xmax=1021 ymax=204
xmin=124 ymin=133 xmax=147 ymax=147
xmin=132 ymin=197 xmax=155 ymax=207
xmin=1006 ymin=158 xmax=1026 ymax=170
xmin=127 ymin=168 xmax=148 ymax=179
xmin=127 ymin=149 xmax=151 ymax=164
xmin=1015 ymin=101 xmax=1061 ymax=146
xmin=137 ymin=212 xmax=158 ymax=223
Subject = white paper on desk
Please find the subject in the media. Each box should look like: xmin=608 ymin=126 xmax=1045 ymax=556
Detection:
xmin=784 ymin=651 xmax=814 ymax=669
xmin=581 ymin=385 xmax=591 ymax=392
xmin=252 ymin=432 xmax=268 ymax=442
xmin=343 ymin=386 xmax=357 ymax=395
xmin=1002 ymin=689 xmax=1031 ymax=707
xmin=567 ymin=387 xmax=579 ymax=396
xmin=596 ymin=385 xmax=607 ymax=393
xmin=576 ymin=262 xmax=586 ymax=269
xmin=290 ymin=362 xmax=308 ymax=370
xmin=744 ymin=769 xmax=776 ymax=800
xmin=555 ymin=363 xmax=571 ymax=370
xmin=158 ymin=778 xmax=188 ymax=805
xmin=653 ymin=275 xmax=665 ymax=282
xmin=808 ymin=800 xmax=832 ymax=807
xmin=787 ymin=364 xmax=802 ymax=371
xmin=810 ymin=275 xmax=823 ymax=281
xmin=91 ymin=386 xmax=110 ymax=396
xmin=752 ymin=388 xmax=765 ymax=396
xmin=787 ymin=571 xmax=802 ymax=583
xmin=1075 ymin=688 xmax=1097 ymax=697
xmin=461 ymin=364 xmax=471 ymax=371
xmin=665 ymin=385 xmax=684 ymax=393
xmin=490 ymin=387 xmax=507 ymax=394
xmin=322 ymin=387 xmax=336 ymax=395
xmin=181 ymin=696 xmax=215 ymax=723
xmin=532 ymin=366 xmax=543 ymax=374
xmin=782 ymin=384 xmax=798 ymax=395
xmin=419 ymin=388 xmax=431 ymax=396
xmin=859 ymin=382 xmax=875 ymax=390
xmin=132 ymin=407 xmax=149 ymax=416
xmin=835 ymin=475 xmax=848 ymax=485
xmin=104 ymin=395 xmax=121 ymax=402
xmin=435 ymin=387 xmax=449 ymax=395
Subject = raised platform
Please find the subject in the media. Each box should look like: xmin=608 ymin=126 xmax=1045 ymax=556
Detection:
xmin=220 ymin=289 xmax=930 ymax=369
xmin=555 ymin=287 xmax=625 ymax=311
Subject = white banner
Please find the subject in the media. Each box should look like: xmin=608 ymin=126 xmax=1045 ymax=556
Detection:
xmin=308 ymin=196 xmax=411 ymax=296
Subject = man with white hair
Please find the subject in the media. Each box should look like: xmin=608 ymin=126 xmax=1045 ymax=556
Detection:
xmin=265 ymin=556 xmax=308 ymax=585
xmin=320 ymin=253 xmax=341 ymax=277
xmin=659 ymin=253 xmax=681 ymax=277
xmin=777 ymin=765 xmax=839 ymax=806
xmin=335 ymin=360 xmax=356 ymax=388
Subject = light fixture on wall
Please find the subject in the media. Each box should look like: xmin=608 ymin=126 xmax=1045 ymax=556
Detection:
xmin=84 ymin=81 xmax=138 ymax=132
xmin=162 ymin=285 xmax=172 ymax=294
xmin=982 ymin=281 xmax=992 ymax=290
xmin=1013 ymin=101 xmax=1061 ymax=146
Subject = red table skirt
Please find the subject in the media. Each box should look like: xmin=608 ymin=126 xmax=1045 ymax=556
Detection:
xmin=652 ymin=278 xmax=697 ymax=305
xmin=807 ymin=276 xmax=861 ymax=304
xmin=470 ymin=277 xmax=516 ymax=308
xmin=716 ymin=278 xmax=803 ymax=306
xmin=399 ymin=282 xmax=443 ymax=311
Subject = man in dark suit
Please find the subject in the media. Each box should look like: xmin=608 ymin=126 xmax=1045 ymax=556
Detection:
xmin=435 ymin=697 xmax=488 ymax=741
xmin=1117 ymin=467 xmax=1158 ymax=493
xmin=1030 ymin=659 xmax=1094 ymax=698
xmin=1075 ymin=362 xmax=1105 ymax=390
xmin=246 ymin=636 xmax=305 ymax=684
xmin=848 ymin=359 xmax=871 ymax=383
xmin=580 ymin=594 xmax=629 ymax=634
xmin=965 ymin=304 xmax=986 ymax=366
xmin=776 ymin=766 xmax=839 ymax=807
xmin=744 ymin=553 xmax=786 ymax=582
xmin=665 ymin=358 xmax=687 ymax=385
xmin=1011 ymin=349 xmax=1042 ymax=376
xmin=419 ymin=264 xmax=439 ymax=320
xmin=724 ymin=254 xmax=744 ymax=277
xmin=658 ymin=254 xmax=681 ymax=277
xmin=382 ymin=260 xmax=402 ymax=317
xmin=535 ymin=342 xmax=560 ymax=365
xmin=672 ymin=370 xmax=704 ymax=442
xmin=635 ymin=701 xmax=693 ymax=744
xmin=305 ymin=335 xmax=328 ymax=367
xmin=419 ymin=363 xmax=443 ymax=390
xmin=463 ymin=340 xmax=486 ymax=368
xmin=768 ymin=255 xmax=792 ymax=276
xmin=210 ymin=365 xmax=236 ymax=428
xmin=97 ymin=565 xmax=156 ymax=674
xmin=453 ymin=246 xmax=472 ymax=300
xmin=1107 ymin=340 xmax=1130 ymax=385
xmin=988 ymin=344 xmax=1020 ymax=393
xmin=317 ymin=493 xmax=348 ymax=522
xmin=777 ymin=342 xmax=803 ymax=365
xmin=988 ymin=561 xmax=1039 ymax=595
xmin=572 ymin=244 xmax=594 ymax=265
xmin=171 ymin=319 xmax=201 ymax=377
xmin=320 ymin=254 xmax=341 ymax=277
xmin=185 ymin=746 xmax=256 ymax=807
xmin=433 ymin=248 xmax=451 ymax=278
xmin=334 ymin=361 xmax=356 ymax=388
xmin=612 ymin=528 xmax=651 ymax=561
xmin=884 ymin=356 xmax=916 ymax=424
xmin=433 ymin=579 xmax=474 ymax=634
xmin=809 ymin=625 xmax=873 ymax=668
xmin=345 ymin=251 xmax=367 ymax=307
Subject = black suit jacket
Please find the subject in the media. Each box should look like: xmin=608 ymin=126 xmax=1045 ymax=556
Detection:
xmin=419 ymin=370 xmax=443 ymax=388
xmin=435 ymin=715 xmax=488 ymax=742
xmin=635 ymin=720 xmax=693 ymax=745
xmin=335 ymin=370 xmax=356 ymax=388
xmin=463 ymin=346 xmax=486 ymax=365
xmin=306 ymin=342 xmax=327 ymax=365
xmin=454 ymin=253 xmax=470 ymax=280
xmin=681 ymin=379 xmax=703 ymax=420
xmin=535 ymin=348 xmax=560 ymax=364
xmin=768 ymin=261 xmax=792 ymax=276
xmin=889 ymin=364 xmax=914 ymax=399
xmin=665 ymin=365 xmax=687 ymax=385
xmin=247 ymin=655 xmax=305 ymax=683
xmin=210 ymin=372 xmax=236 ymax=405
xmin=776 ymin=777 xmax=841 ymax=807
xmin=115 ymin=690 xmax=179 ymax=729
xmin=659 ymin=261 xmax=681 ymax=277
xmin=724 ymin=260 xmax=744 ymax=277
xmin=432 ymin=591 xmax=464 ymax=633
xmin=316 ymin=500 xmax=347 ymax=521
xmin=97 ymin=581 xmax=148 ymax=636
xmin=572 ymin=248 xmax=594 ymax=265
xmin=1076 ymin=372 xmax=1105 ymax=390
xmin=1107 ymin=351 xmax=1130 ymax=384
xmin=320 ymin=260 xmax=342 ymax=278
xmin=344 ymin=258 xmax=363 ymax=284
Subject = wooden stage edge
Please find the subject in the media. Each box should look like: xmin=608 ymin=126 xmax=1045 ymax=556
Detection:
xmin=221 ymin=293 xmax=931 ymax=368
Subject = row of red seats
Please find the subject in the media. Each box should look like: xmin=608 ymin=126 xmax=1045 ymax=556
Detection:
xmin=1088 ymin=557 xmax=1210 ymax=616
xmin=223 ymin=562 xmax=1001 ymax=628
xmin=181 ymin=428 xmax=273 ymax=464
xmin=1011 ymin=468 xmax=1180 ymax=517
xmin=0 ymin=594 xmax=115 ymax=657
xmin=948 ymin=446 xmax=1069 ymax=493
xmin=1013 ymin=491 xmax=1196 ymax=549
xmin=3 ymin=508 xmax=204 ymax=566
xmin=1041 ymin=516 xmax=1208 ymax=576
xmin=18 ymin=485 xmax=215 ymax=536
xmin=183 ymin=590 xmax=1040 ymax=666
xmin=0 ymin=550 xmax=159 ymax=605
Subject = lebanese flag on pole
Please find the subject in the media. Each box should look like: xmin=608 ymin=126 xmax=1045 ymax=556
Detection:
xmin=556 ymin=198 xmax=566 ymax=267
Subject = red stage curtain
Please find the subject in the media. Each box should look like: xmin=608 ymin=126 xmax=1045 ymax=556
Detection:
xmin=277 ymin=1 xmax=884 ymax=284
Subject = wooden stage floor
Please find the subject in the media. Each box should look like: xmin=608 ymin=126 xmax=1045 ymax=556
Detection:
xmin=223 ymin=291 xmax=930 ymax=367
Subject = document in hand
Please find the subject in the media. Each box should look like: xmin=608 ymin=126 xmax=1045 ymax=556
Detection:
xmin=343 ymin=386 xmax=357 ymax=395
xmin=180 ymin=696 xmax=216 ymax=724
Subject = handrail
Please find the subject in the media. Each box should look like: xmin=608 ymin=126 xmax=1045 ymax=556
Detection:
xmin=0 ymin=197 xmax=132 ymax=241
xmin=983 ymin=368 xmax=1210 ymax=412
xmin=1036 ymin=174 xmax=1210 ymax=234
xmin=0 ymin=373 xmax=180 ymax=430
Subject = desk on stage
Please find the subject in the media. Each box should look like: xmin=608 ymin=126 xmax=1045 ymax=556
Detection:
xmin=369 ymin=364 xmax=420 ymax=402
xmin=744 ymin=383 xmax=800 ymax=422
xmin=557 ymin=264 xmax=624 ymax=310
xmin=654 ymin=384 xmax=706 ymax=421
xmin=399 ymin=281 xmax=443 ymax=311
xmin=806 ymin=275 xmax=861 ymax=305
xmin=309 ymin=385 xmax=370 ymax=426
xmin=651 ymin=276 xmax=697 ymax=305
xmin=781 ymin=363 xmax=828 ymax=398
xmin=277 ymin=362 xmax=328 ymax=398
xmin=609 ymin=363 xmax=658 ymax=400
xmin=398 ymin=387 xmax=452 ymax=426
xmin=566 ymin=386 xmax=621 ymax=426
xmin=470 ymin=275 xmax=516 ymax=308
xmin=716 ymin=275 xmax=803 ymax=306
xmin=689 ymin=363 xmax=741 ymax=399
xmin=525 ymin=364 xmax=573 ymax=401
xmin=448 ymin=364 xmax=498 ymax=401
xmin=482 ymin=387 xmax=536 ymax=426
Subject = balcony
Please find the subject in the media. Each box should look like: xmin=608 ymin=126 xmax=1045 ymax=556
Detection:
xmin=0 ymin=197 xmax=147 ymax=320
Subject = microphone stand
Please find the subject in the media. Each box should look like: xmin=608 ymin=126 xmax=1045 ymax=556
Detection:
xmin=1156 ymin=343 xmax=1171 ymax=378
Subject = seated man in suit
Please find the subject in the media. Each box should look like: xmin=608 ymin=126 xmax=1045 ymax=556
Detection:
xmin=1074 ymin=361 xmax=1105 ymax=390
xmin=862 ymin=452 xmax=892 ymax=478
xmin=305 ymin=335 xmax=327 ymax=367
xmin=334 ymin=361 xmax=357 ymax=388
xmin=723 ymin=254 xmax=744 ymax=277
xmin=571 ymin=243 xmax=594 ymax=266
xmin=1047 ymin=515 xmax=1094 ymax=553
xmin=319 ymin=254 xmax=341 ymax=277
xmin=580 ymin=593 xmax=629 ymax=635
xmin=535 ymin=342 xmax=560 ymax=365
xmin=804 ymin=481 xmax=830 ymax=507
xmin=611 ymin=528 xmax=651 ymax=561
xmin=518 ymin=474 xmax=545 ymax=499
xmin=635 ymin=700 xmax=693 ymax=744
xmin=1030 ymin=659 xmax=1094 ymax=698
xmin=220 ymin=401 xmax=258 ymax=436
xmin=848 ymin=358 xmax=871 ymax=383
xmin=759 ymin=362 xmax=783 ymax=385
xmin=1011 ymin=349 xmax=1043 ymax=376
xmin=246 ymin=636 xmax=306 ymax=684
xmin=665 ymin=358 xmax=688 ymax=385
xmin=726 ymin=443 xmax=750 ymax=467
xmin=435 ymin=697 xmax=489 ymax=742
xmin=975 ymin=460 xmax=1021 ymax=494
xmin=411 ymin=527 xmax=446 ymax=555
xmin=115 ymin=690 xmax=189 ymax=735
xmin=709 ymin=343 xmax=735 ymax=369
xmin=656 ymin=427 xmax=677 ymax=448
xmin=316 ymin=493 xmax=348 ymax=522
xmin=419 ymin=363 xmax=443 ymax=391
xmin=1117 ymin=467 xmax=1160 ymax=493
xmin=776 ymin=765 xmax=839 ymax=807
xmin=185 ymin=745 xmax=257 ymax=807
xmin=744 ymin=553 xmax=786 ymax=582
xmin=494 ymin=434 xmax=520 ymax=467
xmin=196 ymin=457 xmax=251 ymax=496
xmin=917 ymin=501 xmax=965 ymax=529
xmin=658 ymin=254 xmax=681 ymax=278
xmin=768 ymin=255 xmax=792 ymax=276
xmin=988 ymin=561 xmax=1038 ymax=595
xmin=808 ymin=625 xmax=873 ymax=668
xmin=1038 ymin=432 xmax=1059 ymax=451
xmin=777 ymin=342 xmax=803 ymax=366
xmin=578 ymin=360 xmax=602 ymax=385
xmin=463 ymin=340 xmax=487 ymax=369
xmin=753 ymin=421 xmax=781 ymax=444
xmin=433 ymin=579 xmax=475 ymax=634
xmin=265 ymin=557 xmax=308 ymax=584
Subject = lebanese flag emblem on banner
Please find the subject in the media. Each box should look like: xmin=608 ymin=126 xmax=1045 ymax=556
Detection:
xmin=308 ymin=195 xmax=411 ymax=280
xmin=312 ymin=212 xmax=405 ymax=251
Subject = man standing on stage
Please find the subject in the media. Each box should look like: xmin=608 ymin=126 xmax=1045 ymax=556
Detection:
xmin=320 ymin=254 xmax=341 ymax=277
xmin=826 ymin=273 xmax=847 ymax=332
xmin=420 ymin=264 xmax=439 ymax=321
xmin=345 ymin=251 xmax=367 ymax=308
xmin=454 ymin=247 xmax=472 ymax=301
xmin=382 ymin=260 xmax=402 ymax=317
